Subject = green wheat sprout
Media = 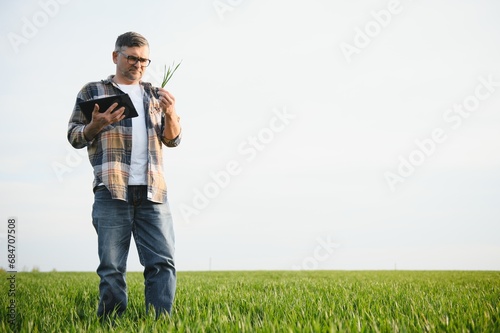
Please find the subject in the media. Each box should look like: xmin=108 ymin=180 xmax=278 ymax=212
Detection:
xmin=161 ymin=61 xmax=182 ymax=88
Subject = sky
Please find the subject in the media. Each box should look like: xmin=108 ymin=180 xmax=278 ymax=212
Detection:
xmin=0 ymin=0 xmax=499 ymax=272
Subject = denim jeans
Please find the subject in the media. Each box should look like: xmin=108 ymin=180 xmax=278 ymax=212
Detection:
xmin=91 ymin=185 xmax=176 ymax=317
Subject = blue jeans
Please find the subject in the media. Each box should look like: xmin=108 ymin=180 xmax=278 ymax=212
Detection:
xmin=91 ymin=185 xmax=176 ymax=317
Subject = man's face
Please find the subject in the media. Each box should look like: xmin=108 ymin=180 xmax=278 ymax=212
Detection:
xmin=113 ymin=46 xmax=150 ymax=84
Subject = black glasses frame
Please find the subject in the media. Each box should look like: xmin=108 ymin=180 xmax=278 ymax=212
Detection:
xmin=117 ymin=51 xmax=151 ymax=67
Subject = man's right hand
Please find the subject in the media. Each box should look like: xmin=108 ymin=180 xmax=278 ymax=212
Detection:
xmin=83 ymin=102 xmax=126 ymax=141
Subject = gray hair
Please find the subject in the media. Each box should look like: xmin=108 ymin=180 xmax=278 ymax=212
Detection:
xmin=114 ymin=31 xmax=149 ymax=51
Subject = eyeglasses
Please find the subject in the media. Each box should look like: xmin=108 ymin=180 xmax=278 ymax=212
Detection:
xmin=117 ymin=51 xmax=151 ymax=67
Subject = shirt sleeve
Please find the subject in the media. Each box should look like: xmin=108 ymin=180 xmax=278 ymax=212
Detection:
xmin=67 ymin=88 xmax=93 ymax=149
xmin=163 ymin=129 xmax=182 ymax=147
xmin=160 ymin=112 xmax=182 ymax=147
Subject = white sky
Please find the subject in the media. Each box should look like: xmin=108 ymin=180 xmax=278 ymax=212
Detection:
xmin=1 ymin=0 xmax=499 ymax=272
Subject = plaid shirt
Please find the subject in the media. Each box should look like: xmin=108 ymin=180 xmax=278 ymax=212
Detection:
xmin=67 ymin=75 xmax=181 ymax=203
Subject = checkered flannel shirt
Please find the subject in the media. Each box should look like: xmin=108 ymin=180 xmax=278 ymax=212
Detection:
xmin=67 ymin=75 xmax=181 ymax=203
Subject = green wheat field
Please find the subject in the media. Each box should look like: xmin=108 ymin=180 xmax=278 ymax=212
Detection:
xmin=1 ymin=270 xmax=499 ymax=332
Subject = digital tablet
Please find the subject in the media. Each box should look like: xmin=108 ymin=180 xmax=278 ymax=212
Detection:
xmin=78 ymin=94 xmax=138 ymax=122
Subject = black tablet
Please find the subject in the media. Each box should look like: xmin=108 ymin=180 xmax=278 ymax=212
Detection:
xmin=78 ymin=94 xmax=138 ymax=122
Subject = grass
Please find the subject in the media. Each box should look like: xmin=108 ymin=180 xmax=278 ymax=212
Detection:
xmin=161 ymin=61 xmax=182 ymax=88
xmin=1 ymin=271 xmax=499 ymax=332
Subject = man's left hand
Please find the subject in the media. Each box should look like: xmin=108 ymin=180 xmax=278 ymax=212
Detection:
xmin=157 ymin=87 xmax=176 ymax=117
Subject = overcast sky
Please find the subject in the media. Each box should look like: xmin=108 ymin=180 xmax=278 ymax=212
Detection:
xmin=1 ymin=0 xmax=499 ymax=272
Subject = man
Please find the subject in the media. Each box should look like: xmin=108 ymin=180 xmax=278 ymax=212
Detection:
xmin=67 ymin=31 xmax=181 ymax=317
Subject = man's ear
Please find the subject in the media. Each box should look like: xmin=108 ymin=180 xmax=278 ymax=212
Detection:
xmin=112 ymin=51 xmax=118 ymax=64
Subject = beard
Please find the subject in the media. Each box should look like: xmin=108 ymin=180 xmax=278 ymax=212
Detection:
xmin=121 ymin=66 xmax=143 ymax=82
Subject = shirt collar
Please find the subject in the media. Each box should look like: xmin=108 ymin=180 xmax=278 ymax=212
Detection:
xmin=102 ymin=75 xmax=154 ymax=92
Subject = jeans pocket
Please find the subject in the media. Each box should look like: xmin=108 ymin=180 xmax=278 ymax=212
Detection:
xmin=93 ymin=185 xmax=107 ymax=194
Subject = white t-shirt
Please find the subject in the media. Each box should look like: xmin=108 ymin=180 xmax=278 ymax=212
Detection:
xmin=117 ymin=84 xmax=148 ymax=185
